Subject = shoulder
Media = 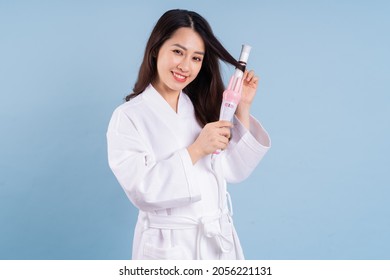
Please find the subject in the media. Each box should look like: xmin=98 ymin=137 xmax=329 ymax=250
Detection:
xmin=112 ymin=93 xmax=146 ymax=117
xmin=107 ymin=93 xmax=147 ymax=132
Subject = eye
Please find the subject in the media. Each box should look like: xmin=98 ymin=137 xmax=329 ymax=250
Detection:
xmin=193 ymin=56 xmax=203 ymax=62
xmin=172 ymin=49 xmax=183 ymax=55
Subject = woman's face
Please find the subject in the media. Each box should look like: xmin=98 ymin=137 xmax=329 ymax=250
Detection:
xmin=153 ymin=27 xmax=205 ymax=96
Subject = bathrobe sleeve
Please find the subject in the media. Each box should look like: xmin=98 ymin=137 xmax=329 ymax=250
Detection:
xmin=221 ymin=115 xmax=271 ymax=183
xmin=107 ymin=108 xmax=201 ymax=212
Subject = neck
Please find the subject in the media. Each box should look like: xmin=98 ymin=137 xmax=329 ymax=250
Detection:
xmin=163 ymin=93 xmax=180 ymax=113
xmin=152 ymin=82 xmax=180 ymax=112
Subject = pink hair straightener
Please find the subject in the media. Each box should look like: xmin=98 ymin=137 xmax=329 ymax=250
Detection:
xmin=215 ymin=44 xmax=251 ymax=154
xmin=219 ymin=44 xmax=251 ymax=122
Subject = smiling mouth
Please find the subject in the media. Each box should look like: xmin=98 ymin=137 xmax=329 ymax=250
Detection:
xmin=172 ymin=72 xmax=187 ymax=82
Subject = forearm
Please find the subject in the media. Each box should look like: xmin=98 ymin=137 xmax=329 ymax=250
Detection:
xmin=235 ymin=103 xmax=251 ymax=130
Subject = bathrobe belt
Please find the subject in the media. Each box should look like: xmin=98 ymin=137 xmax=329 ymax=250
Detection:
xmin=145 ymin=210 xmax=235 ymax=259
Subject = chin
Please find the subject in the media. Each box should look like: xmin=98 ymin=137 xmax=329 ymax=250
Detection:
xmin=170 ymin=83 xmax=189 ymax=92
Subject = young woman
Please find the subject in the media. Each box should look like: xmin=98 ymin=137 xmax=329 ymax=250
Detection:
xmin=107 ymin=9 xmax=271 ymax=260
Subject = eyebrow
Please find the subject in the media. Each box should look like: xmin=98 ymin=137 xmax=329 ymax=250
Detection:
xmin=172 ymin=43 xmax=205 ymax=55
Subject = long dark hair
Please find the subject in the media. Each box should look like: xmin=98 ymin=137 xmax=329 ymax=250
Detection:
xmin=126 ymin=9 xmax=242 ymax=126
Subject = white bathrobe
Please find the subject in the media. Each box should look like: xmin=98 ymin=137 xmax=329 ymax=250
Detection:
xmin=107 ymin=84 xmax=271 ymax=259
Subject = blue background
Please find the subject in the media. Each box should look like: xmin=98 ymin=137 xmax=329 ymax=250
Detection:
xmin=1 ymin=0 xmax=389 ymax=259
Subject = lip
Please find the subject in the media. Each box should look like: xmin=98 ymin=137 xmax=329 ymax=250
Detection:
xmin=172 ymin=71 xmax=188 ymax=83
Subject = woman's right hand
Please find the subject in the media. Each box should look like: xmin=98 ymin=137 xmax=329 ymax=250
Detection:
xmin=187 ymin=120 xmax=233 ymax=164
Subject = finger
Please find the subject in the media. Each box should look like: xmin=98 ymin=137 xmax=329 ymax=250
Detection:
xmin=246 ymin=70 xmax=255 ymax=82
xmin=220 ymin=136 xmax=230 ymax=150
xmin=219 ymin=127 xmax=231 ymax=138
xmin=250 ymin=75 xmax=260 ymax=85
xmin=243 ymin=70 xmax=249 ymax=80
xmin=215 ymin=120 xmax=233 ymax=128
xmin=217 ymin=135 xmax=230 ymax=146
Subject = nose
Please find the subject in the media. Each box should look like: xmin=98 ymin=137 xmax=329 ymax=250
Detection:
xmin=177 ymin=57 xmax=190 ymax=72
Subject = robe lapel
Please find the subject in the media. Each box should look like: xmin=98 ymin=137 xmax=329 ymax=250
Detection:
xmin=142 ymin=84 xmax=194 ymax=148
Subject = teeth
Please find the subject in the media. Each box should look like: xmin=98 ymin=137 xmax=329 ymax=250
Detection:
xmin=173 ymin=72 xmax=186 ymax=79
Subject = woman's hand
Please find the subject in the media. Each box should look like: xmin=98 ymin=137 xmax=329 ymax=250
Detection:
xmin=240 ymin=70 xmax=259 ymax=106
xmin=236 ymin=70 xmax=260 ymax=129
xmin=187 ymin=120 xmax=233 ymax=164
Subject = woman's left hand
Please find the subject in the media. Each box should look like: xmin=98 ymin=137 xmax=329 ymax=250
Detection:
xmin=235 ymin=70 xmax=259 ymax=129
xmin=240 ymin=70 xmax=259 ymax=107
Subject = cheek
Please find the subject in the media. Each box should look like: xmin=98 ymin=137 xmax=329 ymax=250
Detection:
xmin=156 ymin=57 xmax=167 ymax=72
xmin=156 ymin=60 xmax=172 ymax=81
xmin=157 ymin=51 xmax=174 ymax=70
